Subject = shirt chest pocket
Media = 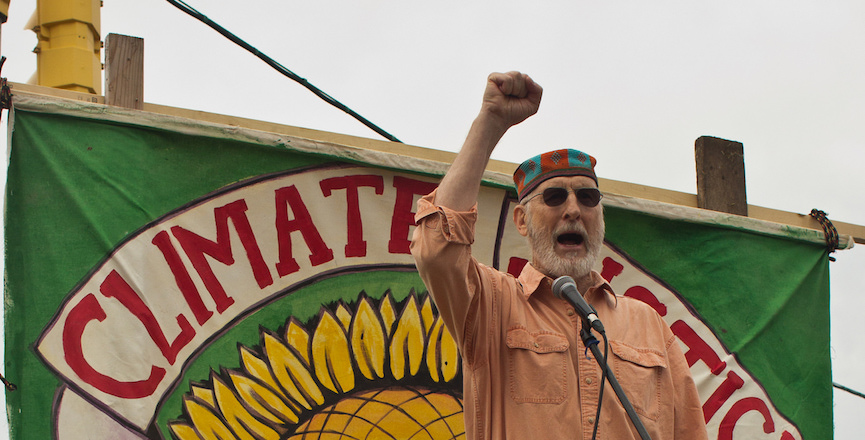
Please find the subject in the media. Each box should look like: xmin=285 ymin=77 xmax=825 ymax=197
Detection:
xmin=610 ymin=340 xmax=667 ymax=421
xmin=506 ymin=328 xmax=569 ymax=404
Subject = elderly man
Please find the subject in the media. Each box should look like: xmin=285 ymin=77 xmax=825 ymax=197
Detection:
xmin=410 ymin=72 xmax=707 ymax=440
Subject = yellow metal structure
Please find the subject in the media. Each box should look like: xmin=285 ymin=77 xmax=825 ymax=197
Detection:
xmin=28 ymin=0 xmax=102 ymax=94
xmin=0 ymin=0 xmax=10 ymax=23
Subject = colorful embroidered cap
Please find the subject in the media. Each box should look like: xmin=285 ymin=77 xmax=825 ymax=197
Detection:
xmin=513 ymin=149 xmax=598 ymax=201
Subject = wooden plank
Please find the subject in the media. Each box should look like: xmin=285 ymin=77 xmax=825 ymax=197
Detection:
xmin=695 ymin=136 xmax=748 ymax=215
xmin=748 ymin=206 xmax=865 ymax=246
xmin=10 ymin=82 xmax=103 ymax=104
xmin=8 ymin=82 xmax=865 ymax=244
xmin=104 ymin=34 xmax=144 ymax=110
xmin=140 ymin=101 xmax=458 ymax=164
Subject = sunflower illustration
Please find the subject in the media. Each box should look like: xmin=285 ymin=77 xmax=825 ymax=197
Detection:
xmin=168 ymin=289 xmax=464 ymax=440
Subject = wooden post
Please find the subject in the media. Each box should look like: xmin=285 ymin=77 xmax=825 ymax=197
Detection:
xmin=695 ymin=136 xmax=747 ymax=216
xmin=104 ymin=34 xmax=144 ymax=109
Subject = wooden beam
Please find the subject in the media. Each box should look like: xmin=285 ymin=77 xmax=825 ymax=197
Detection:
xmin=695 ymin=136 xmax=747 ymax=216
xmin=104 ymin=34 xmax=144 ymax=109
xmin=10 ymin=82 xmax=103 ymax=104
xmin=8 ymin=82 xmax=865 ymax=244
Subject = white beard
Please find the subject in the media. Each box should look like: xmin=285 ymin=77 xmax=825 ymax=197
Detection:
xmin=526 ymin=207 xmax=605 ymax=280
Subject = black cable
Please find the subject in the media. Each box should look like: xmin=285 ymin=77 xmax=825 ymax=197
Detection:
xmin=589 ymin=330 xmax=608 ymax=440
xmin=165 ymin=0 xmax=403 ymax=143
xmin=834 ymin=382 xmax=865 ymax=400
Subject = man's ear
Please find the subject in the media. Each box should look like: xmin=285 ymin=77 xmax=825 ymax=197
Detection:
xmin=513 ymin=203 xmax=529 ymax=237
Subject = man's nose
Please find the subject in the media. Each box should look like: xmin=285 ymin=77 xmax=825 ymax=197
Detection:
xmin=562 ymin=193 xmax=581 ymax=219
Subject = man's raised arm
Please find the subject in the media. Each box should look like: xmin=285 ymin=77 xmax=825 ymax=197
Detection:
xmin=435 ymin=72 xmax=543 ymax=211
xmin=410 ymin=72 xmax=542 ymax=351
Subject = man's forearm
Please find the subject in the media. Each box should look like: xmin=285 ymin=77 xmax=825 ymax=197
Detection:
xmin=435 ymin=112 xmax=509 ymax=212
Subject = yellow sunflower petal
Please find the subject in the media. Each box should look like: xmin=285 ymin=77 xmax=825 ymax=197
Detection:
xmin=264 ymin=332 xmax=324 ymax=410
xmin=213 ymin=374 xmax=281 ymax=440
xmin=228 ymin=370 xmax=299 ymax=425
xmin=238 ymin=346 xmax=295 ymax=408
xmin=428 ymin=317 xmax=461 ymax=383
xmin=390 ymin=295 xmax=425 ymax=379
xmin=427 ymin=320 xmax=443 ymax=383
xmin=420 ymin=294 xmax=435 ymax=336
xmin=284 ymin=319 xmax=311 ymax=365
xmin=168 ymin=422 xmax=203 ymax=440
xmin=335 ymin=302 xmax=352 ymax=330
xmin=311 ymin=310 xmax=355 ymax=393
xmin=191 ymin=384 xmax=216 ymax=409
xmin=183 ymin=396 xmax=237 ymax=440
xmin=439 ymin=320 xmax=460 ymax=383
xmin=350 ymin=297 xmax=387 ymax=380
xmin=379 ymin=291 xmax=397 ymax=335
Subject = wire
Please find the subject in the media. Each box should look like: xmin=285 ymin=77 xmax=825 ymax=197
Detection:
xmin=164 ymin=0 xmax=403 ymax=143
xmin=591 ymin=331 xmax=608 ymax=440
xmin=834 ymin=382 xmax=865 ymax=400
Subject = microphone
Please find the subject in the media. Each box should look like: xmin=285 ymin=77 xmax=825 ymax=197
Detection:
xmin=552 ymin=276 xmax=605 ymax=333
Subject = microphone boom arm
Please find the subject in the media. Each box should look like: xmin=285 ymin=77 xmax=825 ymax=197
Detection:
xmin=580 ymin=328 xmax=652 ymax=440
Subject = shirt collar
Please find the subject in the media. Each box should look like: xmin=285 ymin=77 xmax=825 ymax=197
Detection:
xmin=517 ymin=263 xmax=616 ymax=304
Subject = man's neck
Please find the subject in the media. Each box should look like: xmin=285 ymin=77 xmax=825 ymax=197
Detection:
xmin=574 ymin=273 xmax=595 ymax=297
xmin=534 ymin=264 xmax=596 ymax=296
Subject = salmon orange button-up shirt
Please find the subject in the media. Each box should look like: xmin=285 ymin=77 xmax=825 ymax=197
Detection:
xmin=411 ymin=190 xmax=707 ymax=440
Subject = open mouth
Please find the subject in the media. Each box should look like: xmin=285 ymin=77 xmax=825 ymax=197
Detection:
xmin=556 ymin=232 xmax=585 ymax=246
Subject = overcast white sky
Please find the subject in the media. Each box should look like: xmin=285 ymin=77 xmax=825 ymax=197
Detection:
xmin=1 ymin=0 xmax=863 ymax=437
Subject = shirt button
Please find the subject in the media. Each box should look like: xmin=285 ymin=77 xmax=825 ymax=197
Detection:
xmin=534 ymin=342 xmax=539 ymax=348
xmin=567 ymin=309 xmax=575 ymax=316
xmin=588 ymin=417 xmax=595 ymax=424
xmin=585 ymin=377 xmax=593 ymax=385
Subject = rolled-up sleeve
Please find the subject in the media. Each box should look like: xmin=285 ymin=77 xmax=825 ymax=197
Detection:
xmin=410 ymin=189 xmax=482 ymax=355
xmin=413 ymin=190 xmax=477 ymax=245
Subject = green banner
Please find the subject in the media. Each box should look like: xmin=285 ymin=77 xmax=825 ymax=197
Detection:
xmin=5 ymin=95 xmax=832 ymax=439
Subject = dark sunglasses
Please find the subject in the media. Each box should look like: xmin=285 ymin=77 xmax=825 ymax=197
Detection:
xmin=523 ymin=187 xmax=603 ymax=207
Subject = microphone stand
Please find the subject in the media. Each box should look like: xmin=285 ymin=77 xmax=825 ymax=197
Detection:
xmin=580 ymin=324 xmax=652 ymax=440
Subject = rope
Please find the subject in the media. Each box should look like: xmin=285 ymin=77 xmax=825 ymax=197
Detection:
xmin=809 ymin=209 xmax=839 ymax=261
xmin=0 ymin=374 xmax=15 ymax=392
xmin=0 ymin=56 xmax=12 ymax=110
